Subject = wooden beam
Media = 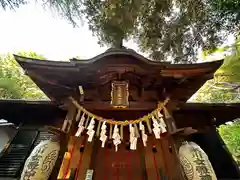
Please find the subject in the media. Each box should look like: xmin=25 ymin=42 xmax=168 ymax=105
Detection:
xmin=76 ymin=138 xmax=95 ymax=180
xmin=164 ymin=102 xmax=187 ymax=180
xmin=57 ymin=100 xmax=77 ymax=179
xmin=82 ymin=101 xmax=157 ymax=110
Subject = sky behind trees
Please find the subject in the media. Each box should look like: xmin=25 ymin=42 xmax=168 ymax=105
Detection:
xmin=0 ymin=2 xmax=140 ymax=61
xmin=0 ymin=1 xmax=235 ymax=61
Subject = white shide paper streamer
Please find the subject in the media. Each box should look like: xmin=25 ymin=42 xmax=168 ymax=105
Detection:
xmin=139 ymin=122 xmax=148 ymax=147
xmin=87 ymin=118 xmax=95 ymax=142
xmin=100 ymin=121 xmax=108 ymax=148
xmin=112 ymin=125 xmax=121 ymax=152
xmin=75 ymin=113 xmax=86 ymax=137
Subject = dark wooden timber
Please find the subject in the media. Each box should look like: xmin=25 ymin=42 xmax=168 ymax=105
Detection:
xmin=82 ymin=101 xmax=158 ymax=110
xmin=7 ymin=48 xmax=239 ymax=179
xmin=164 ymin=102 xmax=187 ymax=180
xmin=0 ymin=99 xmax=66 ymax=126
xmin=13 ymin=48 xmax=223 ymax=105
xmin=174 ymin=103 xmax=240 ymax=127
xmin=0 ymin=100 xmax=239 ymax=126
xmin=61 ymin=99 xmax=77 ymax=135
xmin=58 ymin=100 xmax=77 ymax=179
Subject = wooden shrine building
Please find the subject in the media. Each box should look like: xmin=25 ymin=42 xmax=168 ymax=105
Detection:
xmin=0 ymin=48 xmax=240 ymax=180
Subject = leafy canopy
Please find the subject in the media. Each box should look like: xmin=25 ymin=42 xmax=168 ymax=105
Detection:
xmin=191 ymin=37 xmax=240 ymax=103
xmin=218 ymin=120 xmax=240 ymax=165
xmin=1 ymin=0 xmax=239 ymax=63
xmin=215 ymin=38 xmax=240 ymax=83
xmin=0 ymin=52 xmax=48 ymax=99
xmin=190 ymin=38 xmax=240 ymax=165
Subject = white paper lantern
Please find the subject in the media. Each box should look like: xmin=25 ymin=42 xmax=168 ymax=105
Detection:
xmin=179 ymin=141 xmax=217 ymax=180
xmin=20 ymin=139 xmax=60 ymax=180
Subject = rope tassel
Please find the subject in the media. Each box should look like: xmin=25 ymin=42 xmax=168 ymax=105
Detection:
xmin=69 ymin=96 xmax=169 ymax=127
xmin=76 ymin=110 xmax=81 ymax=122
xmin=70 ymin=96 xmax=170 ymax=150
xmin=96 ymin=121 xmax=102 ymax=137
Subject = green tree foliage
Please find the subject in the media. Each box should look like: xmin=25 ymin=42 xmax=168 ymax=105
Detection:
xmin=17 ymin=51 xmax=46 ymax=59
xmin=210 ymin=0 xmax=240 ymax=22
xmin=191 ymin=38 xmax=240 ymax=165
xmin=192 ymin=80 xmax=240 ymax=103
xmin=191 ymin=37 xmax=240 ymax=103
xmin=0 ymin=52 xmax=48 ymax=99
xmin=68 ymin=0 xmax=240 ymax=62
xmin=1 ymin=0 xmax=240 ymax=63
xmin=215 ymin=39 xmax=240 ymax=83
xmin=218 ymin=120 xmax=240 ymax=165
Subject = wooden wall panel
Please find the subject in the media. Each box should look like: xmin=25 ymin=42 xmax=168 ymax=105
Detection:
xmin=76 ymin=138 xmax=94 ymax=180
xmin=69 ymin=137 xmax=83 ymax=170
xmin=144 ymin=136 xmax=157 ymax=180
xmin=60 ymin=136 xmax=180 ymax=180
xmin=144 ymin=136 xmax=179 ymax=180
xmin=92 ymin=141 xmax=144 ymax=180
xmin=57 ymin=136 xmax=83 ymax=179
xmin=154 ymin=138 xmax=167 ymax=178
xmin=161 ymin=137 xmax=178 ymax=180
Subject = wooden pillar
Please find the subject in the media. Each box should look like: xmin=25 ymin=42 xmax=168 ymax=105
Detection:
xmin=62 ymin=100 xmax=77 ymax=134
xmin=56 ymin=99 xmax=77 ymax=179
xmin=164 ymin=101 xmax=186 ymax=180
xmin=62 ymin=99 xmax=77 ymax=148
xmin=144 ymin=136 xmax=158 ymax=179
xmin=76 ymin=138 xmax=95 ymax=180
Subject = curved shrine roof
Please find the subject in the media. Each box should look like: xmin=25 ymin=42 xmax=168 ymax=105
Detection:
xmin=13 ymin=48 xmax=223 ymax=103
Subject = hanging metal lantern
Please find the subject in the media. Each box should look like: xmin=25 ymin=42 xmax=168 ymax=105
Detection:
xmin=111 ymin=81 xmax=129 ymax=108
